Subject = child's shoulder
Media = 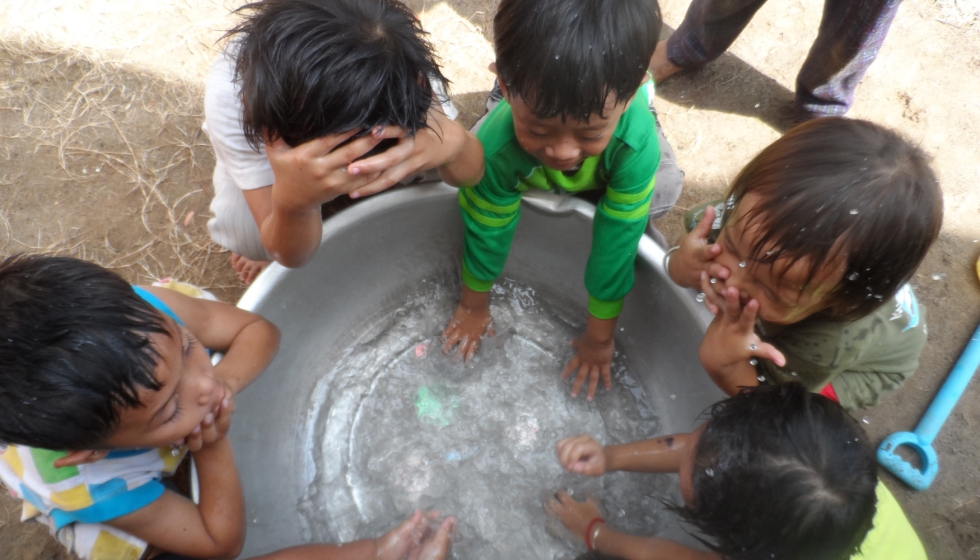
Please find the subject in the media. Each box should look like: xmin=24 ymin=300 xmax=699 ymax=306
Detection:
xmin=609 ymin=81 xmax=658 ymax=154
xmin=851 ymin=480 xmax=927 ymax=560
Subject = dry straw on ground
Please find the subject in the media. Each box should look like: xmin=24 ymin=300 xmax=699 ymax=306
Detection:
xmin=0 ymin=37 xmax=239 ymax=295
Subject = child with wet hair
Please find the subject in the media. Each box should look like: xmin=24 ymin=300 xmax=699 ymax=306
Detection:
xmin=665 ymin=117 xmax=942 ymax=408
xmin=548 ymin=383 xmax=927 ymax=560
xmin=206 ymin=0 xmax=483 ymax=281
xmin=0 ymin=255 xmax=280 ymax=560
xmin=442 ymin=0 xmax=681 ymax=400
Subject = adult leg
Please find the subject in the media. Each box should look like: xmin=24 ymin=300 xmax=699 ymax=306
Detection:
xmin=665 ymin=0 xmax=769 ymax=70
xmin=795 ymin=0 xmax=903 ymax=119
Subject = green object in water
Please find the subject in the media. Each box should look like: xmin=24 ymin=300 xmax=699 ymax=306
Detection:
xmin=415 ymin=386 xmax=458 ymax=427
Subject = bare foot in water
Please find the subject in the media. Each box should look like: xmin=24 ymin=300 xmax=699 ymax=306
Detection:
xmin=230 ymin=253 xmax=269 ymax=285
xmin=649 ymin=39 xmax=683 ymax=83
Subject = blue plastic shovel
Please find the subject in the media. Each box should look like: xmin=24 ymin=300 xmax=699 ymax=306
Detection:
xmin=878 ymin=319 xmax=980 ymax=490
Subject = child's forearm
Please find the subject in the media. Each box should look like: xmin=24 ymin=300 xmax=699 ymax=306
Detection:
xmin=585 ymin=313 xmax=617 ymax=344
xmin=604 ymin=433 xmax=689 ymax=473
xmin=194 ymin=437 xmax=246 ymax=558
xmin=439 ymin=130 xmax=485 ymax=187
xmin=248 ymin=540 xmax=377 ymax=560
xmin=214 ymin=318 xmax=281 ymax=394
xmin=261 ymin=200 xmax=324 ymax=268
xmin=594 ymin=525 xmax=720 ymax=560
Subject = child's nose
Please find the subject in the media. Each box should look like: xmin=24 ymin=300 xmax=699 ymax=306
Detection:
xmin=545 ymin=139 xmax=580 ymax=161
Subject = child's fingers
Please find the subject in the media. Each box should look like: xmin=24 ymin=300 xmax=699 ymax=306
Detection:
xmin=699 ymin=272 xmax=723 ymax=315
xmin=347 ymin=134 xmax=414 ymax=177
xmin=601 ymin=364 xmax=612 ymax=390
xmin=571 ymin=364 xmax=590 ymax=398
xmin=754 ymin=342 xmax=787 ymax=368
xmin=562 ymin=356 xmax=581 ymax=380
xmin=441 ymin=327 xmax=460 ymax=355
xmin=692 ymin=204 xmax=716 ymax=240
xmin=722 ymin=286 xmax=743 ymax=323
xmin=586 ymin=368 xmax=600 ymax=401
xmin=463 ymin=337 xmax=480 ymax=362
xmin=696 ymin=242 xmax=722 ymax=263
xmin=706 ymin=261 xmax=730 ymax=281
xmin=739 ymin=298 xmax=760 ymax=330
xmin=185 ymin=425 xmax=203 ymax=452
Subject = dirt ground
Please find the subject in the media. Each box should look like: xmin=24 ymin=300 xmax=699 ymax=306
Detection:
xmin=0 ymin=0 xmax=978 ymax=558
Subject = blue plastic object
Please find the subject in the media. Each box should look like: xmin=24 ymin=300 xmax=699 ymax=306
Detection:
xmin=878 ymin=320 xmax=980 ymax=490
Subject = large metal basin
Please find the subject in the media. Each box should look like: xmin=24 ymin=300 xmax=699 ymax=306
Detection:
xmin=232 ymin=183 xmax=722 ymax=557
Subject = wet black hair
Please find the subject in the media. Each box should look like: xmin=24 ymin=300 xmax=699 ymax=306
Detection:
xmin=0 ymin=255 xmax=169 ymax=449
xmin=724 ymin=117 xmax=943 ymax=321
xmin=493 ymin=0 xmax=661 ymax=120
xmin=229 ymin=0 xmax=449 ymax=148
xmin=682 ymin=383 xmax=878 ymax=560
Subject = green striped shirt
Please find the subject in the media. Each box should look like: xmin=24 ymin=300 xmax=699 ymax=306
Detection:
xmin=459 ymin=83 xmax=661 ymax=319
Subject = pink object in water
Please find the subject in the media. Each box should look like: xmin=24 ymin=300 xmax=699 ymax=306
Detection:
xmin=415 ymin=344 xmax=427 ymax=358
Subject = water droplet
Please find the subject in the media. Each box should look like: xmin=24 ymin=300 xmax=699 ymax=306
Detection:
xmin=749 ymin=343 xmax=757 ymax=350
xmin=861 ymin=417 xmax=870 ymax=424
xmin=670 ymin=394 xmax=676 ymax=400
xmin=171 ymin=447 xmax=181 ymax=457
xmin=709 ymin=277 xmax=718 ymax=284
xmin=757 ymin=375 xmax=765 ymax=382
xmin=739 ymin=261 xmax=747 ymax=268
xmin=619 ymin=508 xmax=626 ymax=517
xmin=567 ymin=488 xmax=574 ymax=496
xmin=931 ymin=273 xmax=946 ymax=281
xmin=754 ymin=103 xmax=760 ymax=108
xmin=705 ymin=468 xmax=714 ymax=477
xmin=252 ymin=518 xmax=259 ymax=524
xmin=554 ymin=55 xmax=560 ymax=60
xmin=749 ymin=358 xmax=759 ymax=366
xmin=848 ymin=272 xmax=860 ymax=281
xmin=696 ymin=293 xmax=706 ymax=302
xmin=849 ymin=209 xmax=859 ymax=215
xmin=790 ymin=371 xmax=798 ymax=377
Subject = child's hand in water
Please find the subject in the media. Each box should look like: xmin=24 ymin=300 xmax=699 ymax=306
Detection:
xmin=699 ymin=275 xmax=786 ymax=394
xmin=563 ymin=316 xmax=616 ymax=400
xmin=668 ymin=204 xmax=730 ymax=289
xmin=546 ymin=491 xmax=602 ymax=546
xmin=410 ymin=517 xmax=456 ymax=560
xmin=557 ymin=435 xmax=607 ymax=476
xmin=442 ymin=286 xmax=495 ymax=361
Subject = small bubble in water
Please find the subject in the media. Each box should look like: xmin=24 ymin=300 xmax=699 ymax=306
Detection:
xmin=696 ymin=293 xmax=706 ymax=302
xmin=861 ymin=417 xmax=870 ymax=424
xmin=749 ymin=358 xmax=758 ymax=366
xmin=253 ymin=518 xmax=259 ymax=524
xmin=848 ymin=272 xmax=860 ymax=281
xmin=705 ymin=468 xmax=714 ymax=477
xmin=739 ymin=261 xmax=747 ymax=268
xmin=749 ymin=343 xmax=757 ymax=350
xmin=931 ymin=273 xmax=946 ymax=281
xmin=670 ymin=394 xmax=676 ymax=400
xmin=619 ymin=509 xmax=626 ymax=517
xmin=849 ymin=209 xmax=859 ymax=215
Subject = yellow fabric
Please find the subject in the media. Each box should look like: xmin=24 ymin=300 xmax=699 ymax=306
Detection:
xmin=2 ymin=446 xmax=25 ymax=478
xmin=90 ymin=529 xmax=145 ymax=560
xmin=852 ymin=481 xmax=927 ymax=560
xmin=50 ymin=484 xmax=95 ymax=510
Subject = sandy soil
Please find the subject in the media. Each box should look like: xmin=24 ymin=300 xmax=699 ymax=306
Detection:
xmin=0 ymin=0 xmax=978 ymax=558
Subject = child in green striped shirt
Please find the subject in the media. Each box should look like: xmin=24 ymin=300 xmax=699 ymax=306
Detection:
xmin=441 ymin=0 xmax=672 ymax=400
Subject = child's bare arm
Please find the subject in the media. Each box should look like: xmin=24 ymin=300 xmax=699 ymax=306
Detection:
xmin=106 ymin=434 xmax=245 ymax=558
xmin=547 ymin=492 xmax=718 ymax=560
xmin=249 ymin=511 xmax=455 ymax=560
xmin=557 ymin=434 xmax=690 ymax=476
xmin=143 ymin=286 xmax=280 ymax=394
xmin=698 ymin=278 xmax=785 ymax=395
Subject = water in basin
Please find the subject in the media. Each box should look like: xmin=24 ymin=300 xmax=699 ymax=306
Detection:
xmin=295 ymin=277 xmax=672 ymax=559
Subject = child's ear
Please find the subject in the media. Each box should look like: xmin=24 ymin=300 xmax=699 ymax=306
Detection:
xmin=488 ymin=62 xmax=511 ymax=100
xmin=55 ymin=450 xmax=108 ymax=468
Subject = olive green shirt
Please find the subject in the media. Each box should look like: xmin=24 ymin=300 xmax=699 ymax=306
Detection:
xmin=686 ymin=201 xmax=927 ymax=409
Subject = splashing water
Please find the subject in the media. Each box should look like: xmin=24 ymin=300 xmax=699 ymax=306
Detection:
xmin=297 ymin=279 xmax=670 ymax=559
